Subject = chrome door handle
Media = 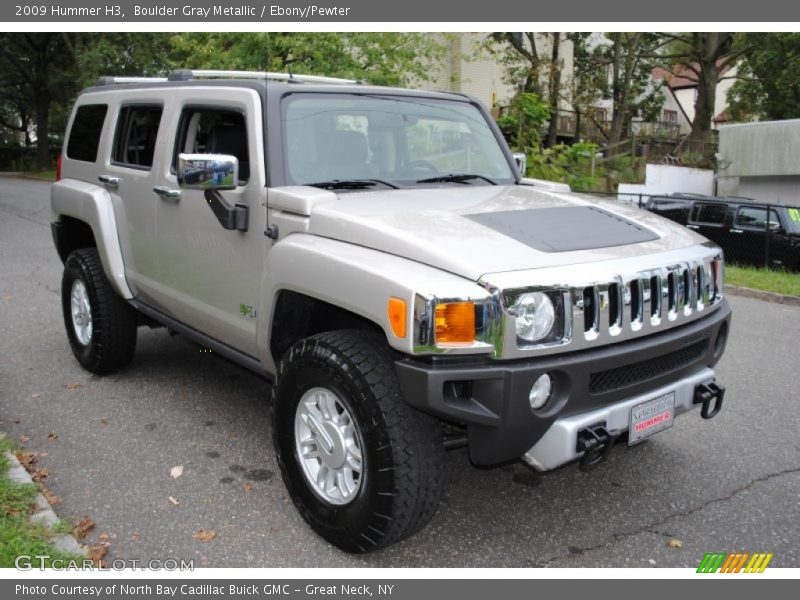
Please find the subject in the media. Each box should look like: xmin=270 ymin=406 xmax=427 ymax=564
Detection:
xmin=686 ymin=224 xmax=700 ymax=229
xmin=730 ymin=229 xmax=743 ymax=234
xmin=153 ymin=186 xmax=182 ymax=200
xmin=98 ymin=175 xmax=120 ymax=187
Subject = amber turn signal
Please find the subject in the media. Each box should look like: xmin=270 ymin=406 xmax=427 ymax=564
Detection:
xmin=435 ymin=302 xmax=475 ymax=344
xmin=387 ymin=297 xmax=407 ymax=339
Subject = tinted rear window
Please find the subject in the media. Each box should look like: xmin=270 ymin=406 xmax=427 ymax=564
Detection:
xmin=689 ymin=203 xmax=727 ymax=225
xmin=112 ymin=105 xmax=163 ymax=169
xmin=66 ymin=104 xmax=108 ymax=162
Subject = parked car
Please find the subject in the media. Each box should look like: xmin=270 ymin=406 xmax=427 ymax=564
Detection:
xmin=51 ymin=70 xmax=730 ymax=552
xmin=646 ymin=194 xmax=800 ymax=270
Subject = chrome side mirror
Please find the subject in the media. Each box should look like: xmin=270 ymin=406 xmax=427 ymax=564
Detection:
xmin=512 ymin=152 xmax=527 ymax=176
xmin=177 ymin=153 xmax=238 ymax=190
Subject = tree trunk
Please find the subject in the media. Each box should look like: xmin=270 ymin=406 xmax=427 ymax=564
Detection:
xmin=545 ymin=33 xmax=562 ymax=148
xmin=35 ymin=98 xmax=50 ymax=170
xmin=687 ymin=33 xmax=731 ymax=152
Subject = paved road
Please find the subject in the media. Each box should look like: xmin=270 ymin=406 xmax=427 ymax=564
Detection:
xmin=1 ymin=175 xmax=799 ymax=568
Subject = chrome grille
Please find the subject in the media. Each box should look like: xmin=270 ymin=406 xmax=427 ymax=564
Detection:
xmin=575 ymin=256 xmax=722 ymax=342
xmin=483 ymin=244 xmax=725 ymax=360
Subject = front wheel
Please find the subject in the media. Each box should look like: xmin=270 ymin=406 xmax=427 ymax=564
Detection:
xmin=272 ymin=330 xmax=445 ymax=553
xmin=61 ymin=248 xmax=138 ymax=374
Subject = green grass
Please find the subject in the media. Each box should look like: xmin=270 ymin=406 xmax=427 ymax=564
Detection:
xmin=725 ymin=265 xmax=800 ymax=297
xmin=0 ymin=437 xmax=81 ymax=567
xmin=21 ymin=169 xmax=56 ymax=181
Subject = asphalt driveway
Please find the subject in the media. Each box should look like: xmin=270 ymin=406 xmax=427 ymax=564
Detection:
xmin=1 ymin=175 xmax=799 ymax=567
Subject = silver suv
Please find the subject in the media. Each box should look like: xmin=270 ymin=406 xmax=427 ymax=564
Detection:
xmin=51 ymin=70 xmax=731 ymax=552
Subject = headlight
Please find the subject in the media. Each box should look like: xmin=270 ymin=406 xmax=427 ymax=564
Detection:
xmin=513 ymin=292 xmax=555 ymax=342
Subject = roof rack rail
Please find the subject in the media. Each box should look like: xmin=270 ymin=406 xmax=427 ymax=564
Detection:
xmin=167 ymin=69 xmax=362 ymax=85
xmin=95 ymin=76 xmax=169 ymax=86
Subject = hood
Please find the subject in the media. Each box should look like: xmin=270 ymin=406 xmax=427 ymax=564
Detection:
xmin=305 ymin=184 xmax=707 ymax=282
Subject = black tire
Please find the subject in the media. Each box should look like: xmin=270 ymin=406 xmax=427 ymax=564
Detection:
xmin=61 ymin=248 xmax=138 ymax=374
xmin=272 ymin=330 xmax=445 ymax=553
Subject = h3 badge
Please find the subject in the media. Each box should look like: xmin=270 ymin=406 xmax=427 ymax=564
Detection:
xmin=239 ymin=303 xmax=257 ymax=319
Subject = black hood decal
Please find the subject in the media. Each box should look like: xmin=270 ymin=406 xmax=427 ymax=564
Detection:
xmin=466 ymin=206 xmax=659 ymax=252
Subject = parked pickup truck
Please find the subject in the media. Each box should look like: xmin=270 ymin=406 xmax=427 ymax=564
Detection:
xmin=51 ymin=70 xmax=731 ymax=552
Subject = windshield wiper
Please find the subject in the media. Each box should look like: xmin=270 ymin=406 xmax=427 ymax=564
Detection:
xmin=306 ymin=179 xmax=399 ymax=190
xmin=416 ymin=173 xmax=497 ymax=185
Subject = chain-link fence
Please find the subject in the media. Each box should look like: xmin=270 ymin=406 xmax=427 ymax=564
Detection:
xmin=576 ymin=191 xmax=800 ymax=272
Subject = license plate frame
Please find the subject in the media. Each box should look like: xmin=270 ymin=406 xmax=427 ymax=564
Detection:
xmin=628 ymin=392 xmax=676 ymax=445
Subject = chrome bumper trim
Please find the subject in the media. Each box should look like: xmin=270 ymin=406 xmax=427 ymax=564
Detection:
xmin=522 ymin=367 xmax=716 ymax=472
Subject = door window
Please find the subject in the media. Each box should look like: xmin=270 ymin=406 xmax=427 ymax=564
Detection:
xmin=734 ymin=206 xmax=780 ymax=230
xmin=112 ymin=105 xmax=163 ymax=169
xmin=173 ymin=108 xmax=250 ymax=183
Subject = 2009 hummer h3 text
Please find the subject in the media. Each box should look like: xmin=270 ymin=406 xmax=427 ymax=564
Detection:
xmin=51 ymin=70 xmax=731 ymax=552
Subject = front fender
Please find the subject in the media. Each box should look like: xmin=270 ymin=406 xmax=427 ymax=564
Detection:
xmin=51 ymin=179 xmax=132 ymax=299
xmin=255 ymin=234 xmax=490 ymax=373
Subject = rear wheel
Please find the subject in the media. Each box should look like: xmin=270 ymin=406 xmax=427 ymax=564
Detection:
xmin=272 ymin=330 xmax=445 ymax=553
xmin=61 ymin=248 xmax=138 ymax=374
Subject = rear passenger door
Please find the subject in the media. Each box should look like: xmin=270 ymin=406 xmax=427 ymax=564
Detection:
xmin=732 ymin=206 xmax=780 ymax=267
xmin=151 ymin=87 xmax=266 ymax=358
xmin=102 ymin=96 xmax=169 ymax=303
xmin=687 ymin=202 xmax=728 ymax=247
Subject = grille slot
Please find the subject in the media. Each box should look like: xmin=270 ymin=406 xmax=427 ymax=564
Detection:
xmin=589 ymin=339 xmax=708 ymax=394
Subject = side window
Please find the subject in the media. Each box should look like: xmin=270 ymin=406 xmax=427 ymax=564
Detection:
xmin=173 ymin=108 xmax=249 ymax=183
xmin=66 ymin=104 xmax=108 ymax=162
xmin=112 ymin=105 xmax=163 ymax=169
xmin=735 ymin=207 xmax=780 ymax=229
xmin=689 ymin=203 xmax=727 ymax=226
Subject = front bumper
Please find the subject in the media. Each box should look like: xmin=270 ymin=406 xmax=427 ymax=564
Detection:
xmin=395 ymin=299 xmax=731 ymax=466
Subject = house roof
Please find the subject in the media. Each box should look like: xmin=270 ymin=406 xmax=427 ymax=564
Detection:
xmin=652 ymin=61 xmax=735 ymax=90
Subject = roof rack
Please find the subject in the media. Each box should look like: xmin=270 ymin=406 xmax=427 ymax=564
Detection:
xmin=167 ymin=69 xmax=363 ymax=85
xmin=95 ymin=76 xmax=168 ymax=86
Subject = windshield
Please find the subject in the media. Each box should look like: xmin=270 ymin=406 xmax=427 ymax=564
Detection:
xmin=282 ymin=94 xmax=516 ymax=188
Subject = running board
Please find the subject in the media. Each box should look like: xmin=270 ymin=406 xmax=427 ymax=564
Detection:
xmin=129 ymin=300 xmax=271 ymax=380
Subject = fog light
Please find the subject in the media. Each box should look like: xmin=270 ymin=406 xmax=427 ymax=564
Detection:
xmin=529 ymin=373 xmax=553 ymax=410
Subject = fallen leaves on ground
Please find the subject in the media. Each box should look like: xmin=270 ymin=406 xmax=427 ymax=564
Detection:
xmin=65 ymin=383 xmax=84 ymax=390
xmin=16 ymin=451 xmax=37 ymax=470
xmin=47 ymin=433 xmax=58 ymax=441
xmin=17 ymin=435 xmax=30 ymax=444
xmin=73 ymin=517 xmax=95 ymax=539
xmin=99 ymin=418 xmax=109 ymax=426
xmin=167 ymin=496 xmax=180 ymax=506
xmin=192 ymin=529 xmax=217 ymax=542
xmin=31 ymin=393 xmax=42 ymax=399
xmin=99 ymin=533 xmax=109 ymax=542
xmin=43 ymin=487 xmax=62 ymax=506
xmin=170 ymin=465 xmax=184 ymax=479
xmin=31 ymin=467 xmax=49 ymax=482
xmin=242 ymin=483 xmax=255 ymax=492
xmin=87 ymin=544 xmax=108 ymax=566
xmin=130 ymin=532 xmax=141 ymax=542
xmin=667 ymin=538 xmax=684 ymax=548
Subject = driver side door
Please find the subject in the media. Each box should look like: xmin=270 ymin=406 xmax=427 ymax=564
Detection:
xmin=150 ymin=88 xmax=267 ymax=357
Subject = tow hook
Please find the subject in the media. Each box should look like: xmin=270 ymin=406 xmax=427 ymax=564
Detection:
xmin=576 ymin=423 xmax=621 ymax=472
xmin=694 ymin=381 xmax=725 ymax=419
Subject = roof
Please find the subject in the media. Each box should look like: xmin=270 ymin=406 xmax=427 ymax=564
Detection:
xmin=652 ymin=61 xmax=735 ymax=90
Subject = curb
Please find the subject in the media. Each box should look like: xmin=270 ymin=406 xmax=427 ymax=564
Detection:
xmin=1 ymin=434 xmax=85 ymax=556
xmin=724 ymin=284 xmax=800 ymax=307
xmin=0 ymin=172 xmax=54 ymax=183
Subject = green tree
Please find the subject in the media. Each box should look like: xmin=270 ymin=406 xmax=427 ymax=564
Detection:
xmin=601 ymin=33 xmax=666 ymax=146
xmin=727 ymin=33 xmax=800 ymax=121
xmin=169 ymin=33 xmax=445 ymax=86
xmin=0 ymin=33 xmax=172 ymax=169
xmin=657 ymin=33 xmax=747 ymax=146
xmin=486 ymin=33 xmax=568 ymax=147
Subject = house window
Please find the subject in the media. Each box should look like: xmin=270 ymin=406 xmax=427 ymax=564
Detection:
xmin=663 ymin=109 xmax=678 ymax=124
xmin=592 ymin=108 xmax=608 ymax=122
